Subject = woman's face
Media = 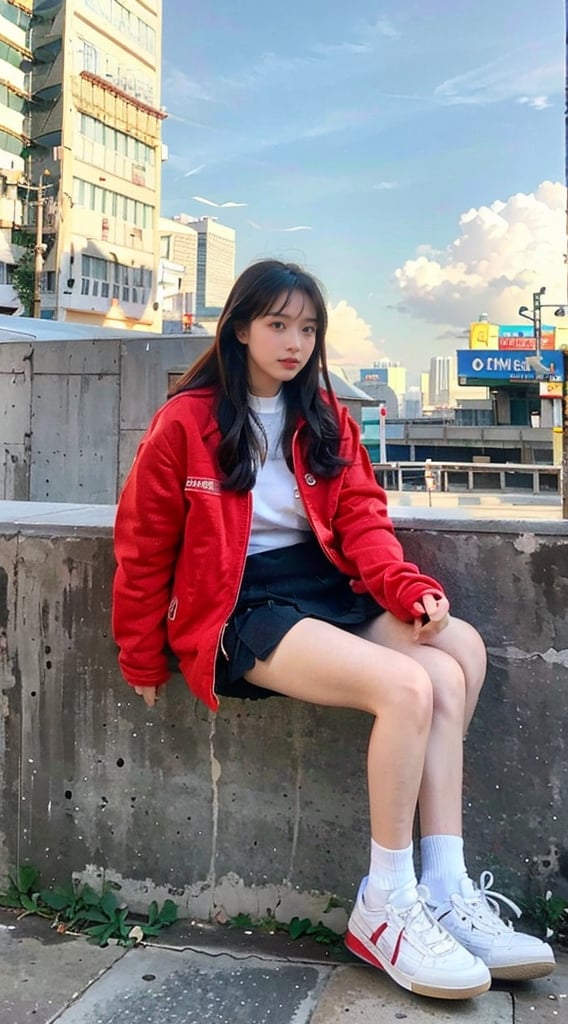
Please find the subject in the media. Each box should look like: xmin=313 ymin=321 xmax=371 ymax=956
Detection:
xmin=236 ymin=290 xmax=318 ymax=397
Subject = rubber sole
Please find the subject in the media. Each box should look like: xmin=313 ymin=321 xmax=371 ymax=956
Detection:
xmin=489 ymin=960 xmax=556 ymax=981
xmin=345 ymin=929 xmax=492 ymax=1000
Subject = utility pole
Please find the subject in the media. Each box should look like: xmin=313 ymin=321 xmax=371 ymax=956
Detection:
xmin=31 ymin=170 xmax=49 ymax=318
xmin=533 ymin=287 xmax=543 ymax=356
xmin=519 ymin=286 xmax=568 ymax=514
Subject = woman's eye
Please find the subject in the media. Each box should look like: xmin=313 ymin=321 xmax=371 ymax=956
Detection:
xmin=303 ymin=325 xmax=315 ymax=334
xmin=270 ymin=321 xmax=285 ymax=329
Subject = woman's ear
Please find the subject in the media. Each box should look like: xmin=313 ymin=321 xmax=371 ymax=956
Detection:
xmin=234 ymin=322 xmax=248 ymax=344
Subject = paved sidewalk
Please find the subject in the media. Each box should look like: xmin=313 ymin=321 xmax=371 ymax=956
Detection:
xmin=1 ymin=909 xmax=566 ymax=1023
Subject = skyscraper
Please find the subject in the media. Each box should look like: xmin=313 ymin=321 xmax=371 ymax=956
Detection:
xmin=176 ymin=215 xmax=235 ymax=320
xmin=28 ymin=0 xmax=165 ymax=329
xmin=428 ymin=355 xmax=458 ymax=408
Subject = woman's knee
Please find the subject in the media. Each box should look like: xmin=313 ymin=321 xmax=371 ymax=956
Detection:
xmin=375 ymin=659 xmax=434 ymax=730
xmin=453 ymin=621 xmax=487 ymax=701
xmin=431 ymin=657 xmax=466 ymax=720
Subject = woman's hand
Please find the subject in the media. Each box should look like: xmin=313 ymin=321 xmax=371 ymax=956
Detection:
xmin=412 ymin=593 xmax=450 ymax=643
xmin=134 ymin=685 xmax=159 ymax=707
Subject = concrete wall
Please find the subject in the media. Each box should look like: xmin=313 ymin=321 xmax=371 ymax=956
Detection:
xmin=0 ymin=335 xmax=211 ymax=504
xmin=0 ymin=337 xmax=367 ymax=506
xmin=0 ymin=502 xmax=567 ymax=930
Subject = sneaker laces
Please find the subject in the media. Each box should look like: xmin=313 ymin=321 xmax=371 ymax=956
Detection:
xmin=457 ymin=871 xmax=522 ymax=932
xmin=392 ymin=885 xmax=458 ymax=955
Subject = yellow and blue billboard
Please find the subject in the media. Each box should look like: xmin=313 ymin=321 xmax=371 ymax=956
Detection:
xmin=469 ymin=322 xmax=556 ymax=350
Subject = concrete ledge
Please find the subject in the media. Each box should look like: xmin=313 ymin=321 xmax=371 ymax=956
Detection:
xmin=1 ymin=501 xmax=567 ymax=924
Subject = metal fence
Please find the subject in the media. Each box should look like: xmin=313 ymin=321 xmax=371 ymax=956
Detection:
xmin=372 ymin=461 xmax=560 ymax=495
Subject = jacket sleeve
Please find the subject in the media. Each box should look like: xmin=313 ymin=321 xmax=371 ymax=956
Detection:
xmin=332 ymin=412 xmax=447 ymax=622
xmin=112 ymin=417 xmax=188 ymax=688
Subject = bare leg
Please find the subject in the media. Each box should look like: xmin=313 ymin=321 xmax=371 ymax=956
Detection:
xmin=353 ymin=614 xmax=486 ymax=837
xmin=243 ymin=617 xmax=434 ymax=849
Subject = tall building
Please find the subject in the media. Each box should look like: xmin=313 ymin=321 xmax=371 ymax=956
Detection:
xmin=0 ymin=0 xmax=32 ymax=312
xmin=402 ymin=387 xmax=422 ymax=418
xmin=28 ymin=0 xmax=165 ymax=329
xmin=176 ymin=215 xmax=235 ymax=320
xmin=159 ymin=215 xmax=197 ymax=330
xmin=428 ymin=355 xmax=457 ymax=408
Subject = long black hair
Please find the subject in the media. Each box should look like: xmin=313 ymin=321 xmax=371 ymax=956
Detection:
xmin=171 ymin=259 xmax=348 ymax=491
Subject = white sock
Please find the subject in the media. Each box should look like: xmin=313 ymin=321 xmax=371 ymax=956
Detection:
xmin=364 ymin=839 xmax=417 ymax=911
xmin=419 ymin=834 xmax=468 ymax=903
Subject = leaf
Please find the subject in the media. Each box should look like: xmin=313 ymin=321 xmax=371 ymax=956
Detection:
xmin=138 ymin=924 xmax=162 ymax=936
xmin=51 ymin=880 xmax=76 ymax=903
xmin=100 ymin=890 xmax=119 ymax=918
xmin=40 ymin=890 xmax=69 ymax=911
xmin=288 ymin=917 xmax=311 ymax=940
xmin=230 ymin=913 xmax=253 ymax=929
xmin=99 ymin=922 xmax=118 ymax=945
xmin=80 ymin=885 xmax=102 ymax=907
xmin=81 ymin=909 xmax=109 ymax=924
xmin=16 ymin=865 xmax=40 ymax=894
xmin=85 ymin=923 xmax=109 ymax=937
xmin=156 ymin=900 xmax=178 ymax=926
xmin=20 ymin=894 xmax=40 ymax=913
xmin=0 ymin=891 xmax=23 ymax=908
xmin=147 ymin=901 xmax=159 ymax=926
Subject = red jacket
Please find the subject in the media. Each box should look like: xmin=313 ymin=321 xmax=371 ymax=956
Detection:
xmin=112 ymin=387 xmax=447 ymax=710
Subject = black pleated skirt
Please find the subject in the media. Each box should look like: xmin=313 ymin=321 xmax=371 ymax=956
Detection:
xmin=215 ymin=535 xmax=385 ymax=700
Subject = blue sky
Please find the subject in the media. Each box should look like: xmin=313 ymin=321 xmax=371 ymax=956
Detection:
xmin=160 ymin=0 xmax=565 ymax=376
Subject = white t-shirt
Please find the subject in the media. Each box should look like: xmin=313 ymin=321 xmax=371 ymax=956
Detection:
xmin=247 ymin=392 xmax=312 ymax=555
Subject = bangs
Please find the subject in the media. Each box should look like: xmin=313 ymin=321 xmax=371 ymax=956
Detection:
xmin=261 ymin=288 xmax=307 ymax=318
xmin=231 ymin=262 xmax=327 ymax=331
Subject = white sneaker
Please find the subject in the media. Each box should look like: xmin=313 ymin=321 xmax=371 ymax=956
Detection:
xmin=431 ymin=871 xmax=557 ymax=980
xmin=345 ymin=878 xmax=491 ymax=999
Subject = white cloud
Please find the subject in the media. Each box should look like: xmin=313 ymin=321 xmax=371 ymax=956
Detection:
xmin=162 ymin=68 xmax=216 ymax=104
xmin=326 ymin=300 xmax=383 ymax=370
xmin=373 ymin=181 xmax=398 ymax=191
xmin=394 ymin=181 xmax=567 ymax=327
xmin=518 ymin=95 xmax=551 ymax=110
xmin=434 ymin=54 xmax=562 ymax=107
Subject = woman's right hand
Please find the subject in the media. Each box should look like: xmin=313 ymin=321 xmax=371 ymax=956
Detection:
xmin=134 ymin=685 xmax=159 ymax=707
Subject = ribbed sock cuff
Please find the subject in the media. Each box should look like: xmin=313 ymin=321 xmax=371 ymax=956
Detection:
xmin=365 ymin=839 xmax=416 ymax=910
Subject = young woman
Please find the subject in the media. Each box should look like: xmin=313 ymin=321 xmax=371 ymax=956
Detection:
xmin=112 ymin=259 xmax=555 ymax=1001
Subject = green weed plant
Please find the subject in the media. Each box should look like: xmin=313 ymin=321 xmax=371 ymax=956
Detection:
xmin=0 ymin=864 xmax=177 ymax=947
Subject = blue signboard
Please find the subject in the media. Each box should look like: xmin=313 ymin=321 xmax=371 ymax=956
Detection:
xmin=498 ymin=324 xmax=534 ymax=338
xmin=498 ymin=324 xmax=554 ymax=337
xmin=359 ymin=367 xmax=388 ymax=383
xmin=457 ymin=350 xmax=563 ymax=382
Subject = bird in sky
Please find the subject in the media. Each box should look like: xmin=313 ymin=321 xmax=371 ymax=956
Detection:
xmin=192 ymin=195 xmax=247 ymax=208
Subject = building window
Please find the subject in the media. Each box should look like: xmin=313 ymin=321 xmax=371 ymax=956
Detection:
xmin=73 ymin=177 xmax=153 ymax=228
xmin=0 ymin=0 xmax=30 ymax=29
xmin=82 ymin=40 xmax=98 ymax=74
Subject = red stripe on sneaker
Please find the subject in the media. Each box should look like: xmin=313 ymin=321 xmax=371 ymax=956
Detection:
xmin=370 ymin=922 xmax=388 ymax=944
xmin=345 ymin=930 xmax=385 ymax=971
xmin=391 ymin=928 xmax=404 ymax=965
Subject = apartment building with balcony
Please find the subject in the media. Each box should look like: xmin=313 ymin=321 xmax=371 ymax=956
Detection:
xmin=0 ymin=0 xmax=32 ymax=312
xmin=28 ymin=0 xmax=164 ymax=329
